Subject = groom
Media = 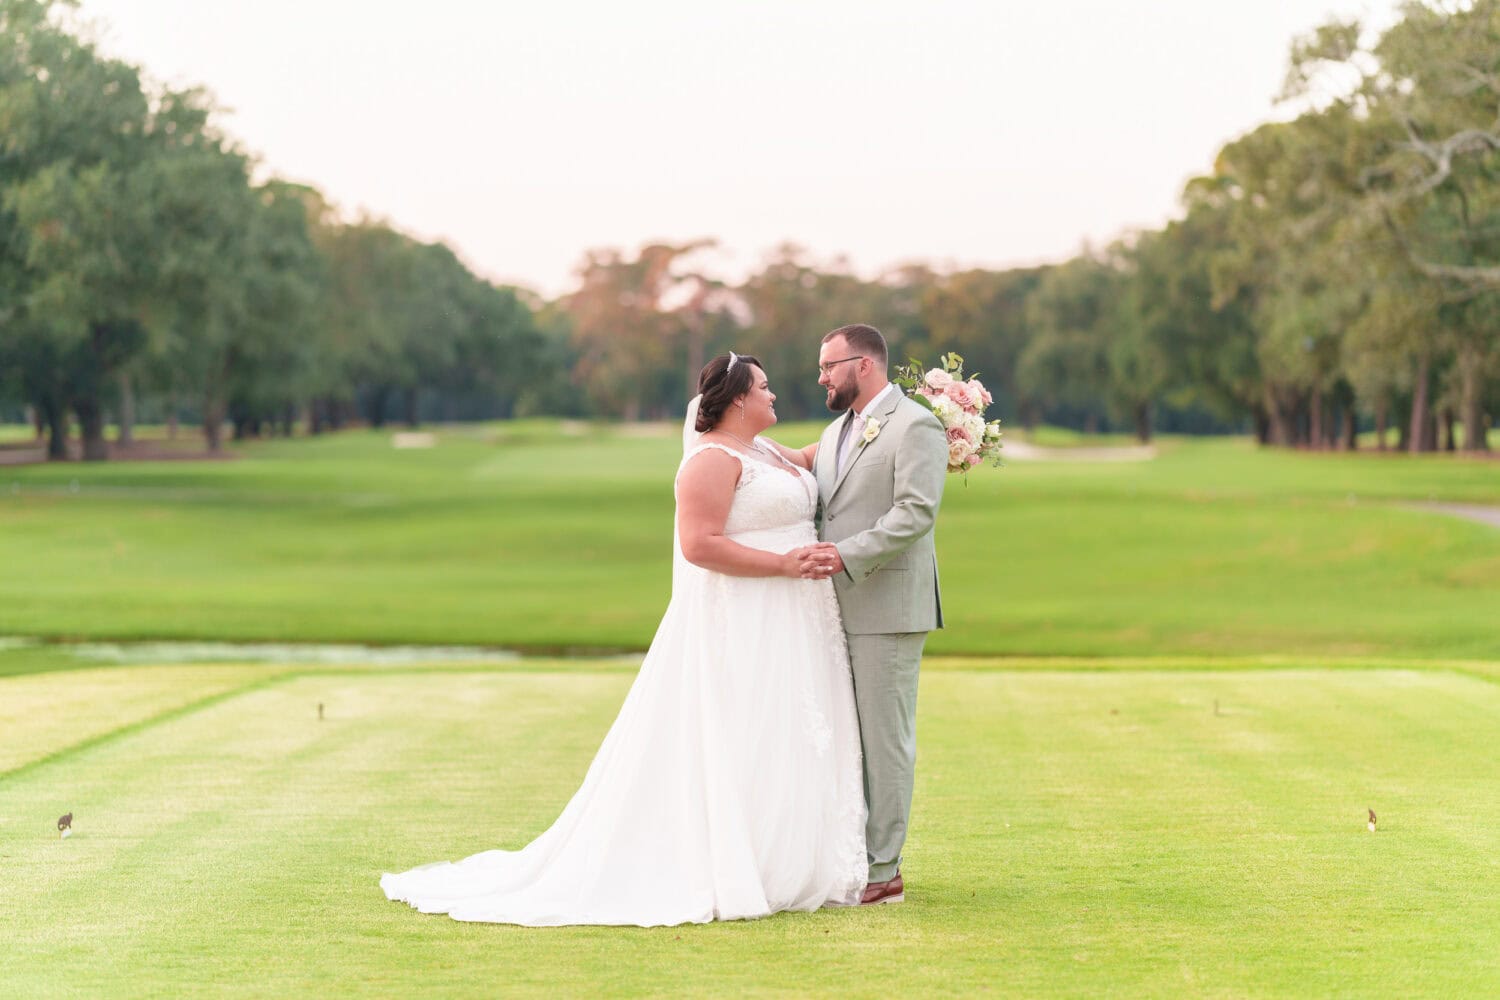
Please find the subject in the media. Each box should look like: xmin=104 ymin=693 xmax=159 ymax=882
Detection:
xmin=808 ymin=324 xmax=946 ymax=906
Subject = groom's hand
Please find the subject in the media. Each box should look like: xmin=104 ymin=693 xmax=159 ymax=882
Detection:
xmin=792 ymin=546 xmax=829 ymax=579
xmin=794 ymin=544 xmax=842 ymax=579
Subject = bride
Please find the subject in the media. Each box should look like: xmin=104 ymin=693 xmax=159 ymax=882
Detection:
xmin=380 ymin=352 xmax=867 ymax=926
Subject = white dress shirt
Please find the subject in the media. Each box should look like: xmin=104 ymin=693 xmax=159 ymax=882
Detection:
xmin=836 ymin=382 xmax=896 ymax=477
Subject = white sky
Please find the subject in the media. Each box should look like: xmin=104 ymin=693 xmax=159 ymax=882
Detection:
xmin=80 ymin=0 xmax=1399 ymax=298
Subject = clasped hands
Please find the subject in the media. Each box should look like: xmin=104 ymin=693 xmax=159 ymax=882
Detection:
xmin=789 ymin=543 xmax=844 ymax=580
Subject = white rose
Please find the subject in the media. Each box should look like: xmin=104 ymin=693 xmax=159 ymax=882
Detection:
xmin=985 ymin=421 xmax=1003 ymax=441
xmin=861 ymin=417 xmax=881 ymax=445
xmin=964 ymin=413 xmax=985 ymax=441
xmin=930 ymin=396 xmax=961 ymax=425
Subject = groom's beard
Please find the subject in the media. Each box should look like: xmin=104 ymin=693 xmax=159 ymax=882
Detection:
xmin=825 ymin=377 xmax=858 ymax=413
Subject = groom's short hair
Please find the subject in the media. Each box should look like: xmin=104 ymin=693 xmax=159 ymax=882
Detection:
xmin=823 ymin=324 xmax=887 ymax=367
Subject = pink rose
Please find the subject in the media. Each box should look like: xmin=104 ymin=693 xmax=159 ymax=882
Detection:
xmin=924 ymin=369 xmax=955 ymax=392
xmin=946 ymin=425 xmax=974 ymax=445
xmin=969 ymin=379 xmax=992 ymax=407
xmin=944 ymin=381 xmax=977 ymax=411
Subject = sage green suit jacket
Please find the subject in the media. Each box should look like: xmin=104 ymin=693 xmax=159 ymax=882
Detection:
xmin=814 ymin=390 xmax=947 ymax=636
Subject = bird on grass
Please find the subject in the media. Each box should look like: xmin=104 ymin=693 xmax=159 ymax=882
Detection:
xmin=58 ymin=813 xmax=72 ymax=839
xmin=1367 ymin=808 xmax=1377 ymax=833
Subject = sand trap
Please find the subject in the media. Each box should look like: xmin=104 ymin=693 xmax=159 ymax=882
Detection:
xmin=1411 ymin=502 xmax=1500 ymax=530
xmin=1002 ymin=440 xmax=1158 ymax=462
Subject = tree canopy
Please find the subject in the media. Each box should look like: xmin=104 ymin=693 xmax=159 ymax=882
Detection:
xmin=1 ymin=0 xmax=1495 ymax=455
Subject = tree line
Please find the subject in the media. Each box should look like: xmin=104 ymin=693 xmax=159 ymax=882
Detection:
xmin=0 ymin=0 xmax=564 ymax=460
xmin=3 ymin=0 xmax=1496 ymax=459
xmin=562 ymin=3 xmax=1499 ymax=453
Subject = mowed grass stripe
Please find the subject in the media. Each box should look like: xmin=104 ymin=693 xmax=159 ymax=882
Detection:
xmin=0 ymin=664 xmax=279 ymax=775
xmin=933 ymin=654 xmax=1500 ymax=688
xmin=3 ymin=669 xmax=1497 ymax=997
xmin=0 ymin=655 xmax=649 ymax=780
xmin=5 ymin=653 xmax=1498 ymax=785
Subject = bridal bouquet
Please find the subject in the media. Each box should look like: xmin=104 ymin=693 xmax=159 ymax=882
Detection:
xmin=893 ymin=352 xmax=1002 ymax=474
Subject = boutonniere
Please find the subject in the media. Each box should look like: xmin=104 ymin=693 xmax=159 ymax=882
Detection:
xmin=859 ymin=417 xmax=882 ymax=447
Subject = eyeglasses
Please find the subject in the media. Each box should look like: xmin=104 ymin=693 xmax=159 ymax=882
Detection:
xmin=818 ymin=356 xmax=865 ymax=376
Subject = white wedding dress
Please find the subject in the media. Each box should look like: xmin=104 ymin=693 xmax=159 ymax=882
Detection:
xmin=380 ymin=426 xmax=867 ymax=926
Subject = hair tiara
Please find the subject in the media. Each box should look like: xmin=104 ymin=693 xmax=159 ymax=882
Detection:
xmin=726 ymin=351 xmax=739 ymax=372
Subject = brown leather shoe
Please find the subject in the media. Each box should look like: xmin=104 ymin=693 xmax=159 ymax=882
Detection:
xmin=859 ymin=873 xmax=904 ymax=905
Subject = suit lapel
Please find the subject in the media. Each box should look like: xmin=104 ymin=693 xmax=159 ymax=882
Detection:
xmin=829 ymin=390 xmax=903 ymax=503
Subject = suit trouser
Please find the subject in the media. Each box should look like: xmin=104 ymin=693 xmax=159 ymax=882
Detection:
xmin=845 ymin=630 xmax=927 ymax=884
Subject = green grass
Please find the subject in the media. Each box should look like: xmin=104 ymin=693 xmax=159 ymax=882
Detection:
xmin=3 ymin=423 xmax=1496 ymax=995
xmin=1 ymin=425 xmax=1496 ymax=658
xmin=3 ymin=658 xmax=1497 ymax=997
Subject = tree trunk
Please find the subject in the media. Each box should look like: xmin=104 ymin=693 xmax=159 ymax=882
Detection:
xmin=1458 ymin=348 xmax=1490 ymax=452
xmin=1083 ymin=413 xmax=1099 ymax=435
xmin=685 ymin=321 xmax=705 ymax=402
xmin=166 ymin=388 xmax=179 ymax=440
xmin=1133 ymin=402 xmax=1152 ymax=444
xmin=403 ymin=387 xmax=419 ymax=428
xmin=116 ymin=372 xmax=135 ymax=447
xmin=203 ymin=393 xmax=226 ymax=452
xmin=40 ymin=398 xmax=69 ymax=460
xmin=1375 ymin=396 xmax=1388 ymax=452
xmin=1264 ymin=384 xmax=1293 ymax=447
xmin=27 ymin=405 xmax=43 ymax=440
xmin=1269 ymin=406 xmax=1291 ymax=447
xmin=367 ymin=386 xmax=390 ymax=428
xmin=73 ymin=396 xmax=109 ymax=461
xmin=1340 ymin=407 xmax=1356 ymax=451
xmin=1408 ymin=354 xmax=1431 ymax=454
xmin=1252 ymin=405 xmax=1271 ymax=446
xmin=1309 ymin=389 xmax=1324 ymax=451
xmin=1440 ymin=407 xmax=1456 ymax=452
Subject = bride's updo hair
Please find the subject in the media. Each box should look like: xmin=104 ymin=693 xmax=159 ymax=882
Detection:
xmin=695 ymin=353 xmax=763 ymax=432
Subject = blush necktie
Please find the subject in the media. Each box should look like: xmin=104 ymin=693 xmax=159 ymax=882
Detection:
xmin=835 ymin=410 xmax=858 ymax=477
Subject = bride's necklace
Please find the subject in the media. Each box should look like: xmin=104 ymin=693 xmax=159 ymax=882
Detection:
xmin=715 ymin=429 xmax=759 ymax=452
xmin=708 ymin=428 xmax=802 ymax=481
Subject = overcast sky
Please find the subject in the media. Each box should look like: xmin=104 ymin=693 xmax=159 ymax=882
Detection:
xmin=80 ymin=0 xmax=1398 ymax=297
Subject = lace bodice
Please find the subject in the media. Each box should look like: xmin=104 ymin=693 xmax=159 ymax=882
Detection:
xmin=677 ymin=440 xmax=817 ymax=542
